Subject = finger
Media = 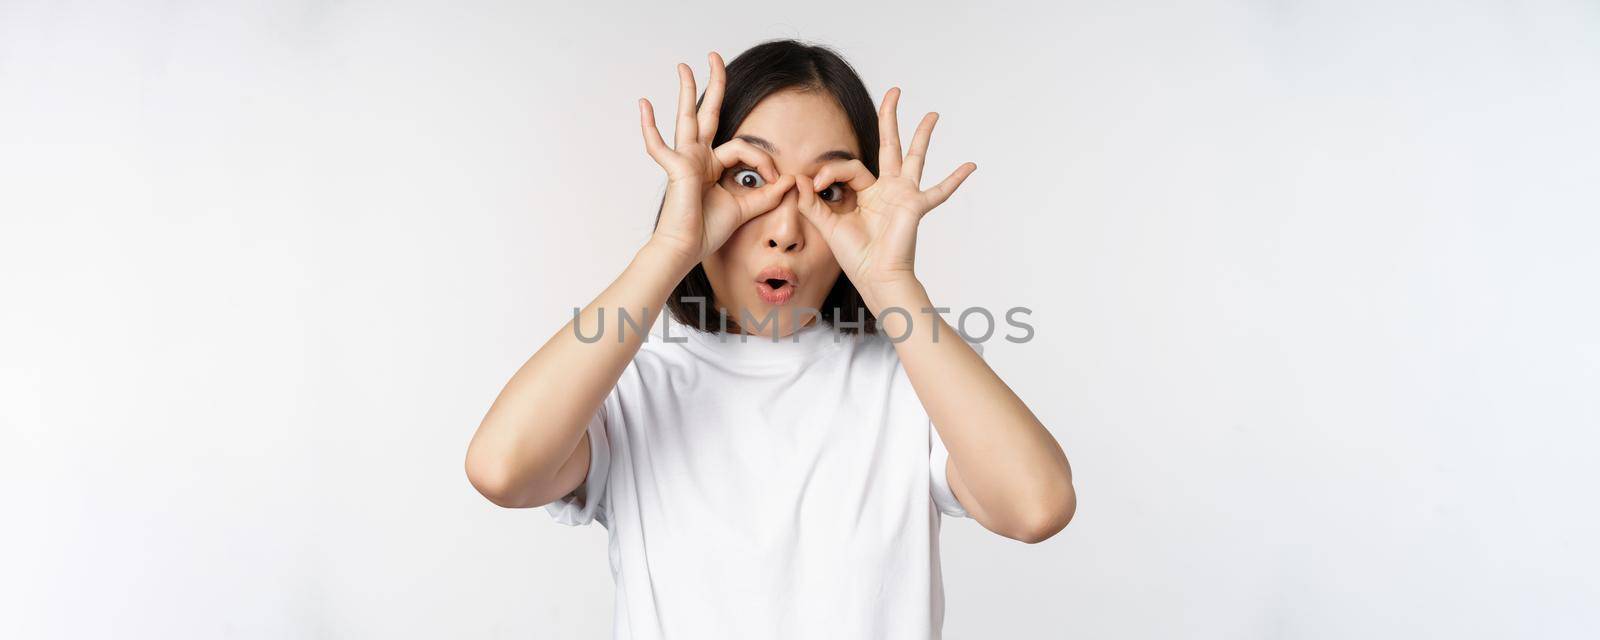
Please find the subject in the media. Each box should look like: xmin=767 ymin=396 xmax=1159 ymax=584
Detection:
xmin=794 ymin=173 xmax=841 ymax=233
xmin=922 ymin=162 xmax=977 ymax=211
xmin=712 ymin=139 xmax=779 ymax=182
xmin=735 ymin=174 xmax=795 ymax=224
xmin=639 ymin=98 xmax=670 ymax=163
xmin=878 ymin=87 xmax=904 ymax=177
xmin=697 ymin=52 xmax=726 ymax=145
xmin=902 ymin=112 xmax=939 ymax=183
xmin=810 ymin=158 xmax=877 ymax=195
xmin=673 ymin=63 xmax=698 ymax=148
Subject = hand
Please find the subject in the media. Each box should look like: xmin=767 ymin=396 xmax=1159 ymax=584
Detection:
xmin=638 ymin=52 xmax=796 ymax=268
xmin=794 ymin=87 xmax=977 ymax=309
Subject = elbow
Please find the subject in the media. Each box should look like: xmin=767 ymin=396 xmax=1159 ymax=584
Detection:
xmin=1014 ymin=482 xmax=1077 ymax=544
xmin=465 ymin=448 xmax=535 ymax=509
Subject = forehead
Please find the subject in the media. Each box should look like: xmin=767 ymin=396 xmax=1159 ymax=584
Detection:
xmin=732 ymin=89 xmax=861 ymax=165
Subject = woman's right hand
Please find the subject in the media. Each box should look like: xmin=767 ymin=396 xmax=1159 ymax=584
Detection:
xmin=638 ymin=52 xmax=795 ymax=268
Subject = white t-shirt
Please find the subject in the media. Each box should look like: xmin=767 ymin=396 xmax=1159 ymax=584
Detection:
xmin=542 ymin=312 xmax=977 ymax=639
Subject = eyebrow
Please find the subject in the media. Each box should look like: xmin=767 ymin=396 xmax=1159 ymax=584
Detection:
xmin=736 ymin=134 xmax=857 ymax=164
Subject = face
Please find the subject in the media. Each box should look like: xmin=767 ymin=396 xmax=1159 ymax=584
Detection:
xmin=703 ymin=88 xmax=861 ymax=337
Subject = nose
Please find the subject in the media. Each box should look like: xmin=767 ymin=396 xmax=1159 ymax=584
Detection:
xmin=762 ymin=187 xmax=805 ymax=253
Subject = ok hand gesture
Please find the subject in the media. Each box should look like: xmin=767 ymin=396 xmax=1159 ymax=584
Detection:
xmin=639 ymin=53 xmax=796 ymax=268
xmin=794 ymin=87 xmax=977 ymax=309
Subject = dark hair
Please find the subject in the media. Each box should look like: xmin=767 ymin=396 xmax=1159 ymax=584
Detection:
xmin=654 ymin=38 xmax=880 ymax=335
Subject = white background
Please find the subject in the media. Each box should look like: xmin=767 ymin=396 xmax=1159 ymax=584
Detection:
xmin=3 ymin=1 xmax=1598 ymax=638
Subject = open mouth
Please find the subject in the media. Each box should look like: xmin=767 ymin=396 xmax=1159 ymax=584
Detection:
xmin=754 ymin=267 xmax=798 ymax=305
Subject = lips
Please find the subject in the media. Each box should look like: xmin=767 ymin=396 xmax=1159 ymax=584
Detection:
xmin=754 ymin=266 xmax=799 ymax=305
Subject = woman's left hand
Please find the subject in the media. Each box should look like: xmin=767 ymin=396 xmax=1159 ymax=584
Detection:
xmin=795 ymin=87 xmax=976 ymax=311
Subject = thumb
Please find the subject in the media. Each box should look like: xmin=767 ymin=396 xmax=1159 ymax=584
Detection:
xmin=735 ymin=174 xmax=795 ymax=225
xmin=793 ymin=173 xmax=840 ymax=234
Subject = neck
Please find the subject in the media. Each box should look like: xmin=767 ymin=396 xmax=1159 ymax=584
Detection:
xmin=721 ymin=307 xmax=822 ymax=338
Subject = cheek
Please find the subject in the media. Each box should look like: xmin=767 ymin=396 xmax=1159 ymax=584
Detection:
xmin=802 ymin=230 xmax=842 ymax=278
xmin=802 ymin=225 xmax=838 ymax=262
xmin=730 ymin=216 xmax=765 ymax=239
xmin=709 ymin=218 xmax=770 ymax=272
xmin=807 ymin=253 xmax=841 ymax=280
xmin=702 ymin=247 xmax=730 ymax=284
xmin=704 ymin=239 xmax=751 ymax=291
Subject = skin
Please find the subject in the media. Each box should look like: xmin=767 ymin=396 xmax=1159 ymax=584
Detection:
xmin=701 ymin=88 xmax=852 ymax=337
xmin=465 ymin=51 xmax=1076 ymax=544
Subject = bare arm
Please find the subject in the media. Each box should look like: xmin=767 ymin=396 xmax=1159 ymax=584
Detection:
xmin=795 ymin=86 xmax=1074 ymax=543
xmin=464 ymin=243 xmax=689 ymax=508
xmin=880 ymin=284 xmax=1076 ymax=544
xmin=464 ymin=52 xmax=791 ymax=509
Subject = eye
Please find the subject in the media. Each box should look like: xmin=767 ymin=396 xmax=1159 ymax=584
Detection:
xmin=731 ymin=168 xmax=766 ymax=189
xmin=818 ymin=182 xmax=849 ymax=203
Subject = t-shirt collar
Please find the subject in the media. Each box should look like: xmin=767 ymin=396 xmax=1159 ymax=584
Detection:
xmin=660 ymin=311 xmax=852 ymax=365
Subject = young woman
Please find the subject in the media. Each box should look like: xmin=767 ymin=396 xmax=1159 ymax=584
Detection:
xmin=465 ymin=39 xmax=1075 ymax=638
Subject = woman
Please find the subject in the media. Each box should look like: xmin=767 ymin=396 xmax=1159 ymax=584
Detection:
xmin=465 ymin=38 xmax=1076 ymax=639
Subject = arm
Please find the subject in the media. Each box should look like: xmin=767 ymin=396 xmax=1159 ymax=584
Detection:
xmin=874 ymin=282 xmax=1076 ymax=543
xmin=795 ymin=86 xmax=1075 ymax=543
xmin=464 ymin=243 xmax=689 ymax=508
xmin=464 ymin=52 xmax=792 ymax=509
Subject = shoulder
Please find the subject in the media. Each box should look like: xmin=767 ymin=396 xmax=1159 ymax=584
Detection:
xmin=617 ymin=321 xmax=720 ymax=391
xmin=850 ymin=327 xmax=985 ymax=359
xmin=629 ymin=330 xmax=697 ymax=375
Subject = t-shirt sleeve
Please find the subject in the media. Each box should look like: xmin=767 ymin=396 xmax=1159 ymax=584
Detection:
xmin=930 ymin=419 xmax=971 ymax=519
xmin=929 ymin=339 xmax=984 ymax=519
xmin=541 ymin=400 xmax=612 ymax=528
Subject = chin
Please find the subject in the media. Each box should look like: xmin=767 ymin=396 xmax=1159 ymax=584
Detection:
xmin=725 ymin=293 xmax=831 ymax=335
